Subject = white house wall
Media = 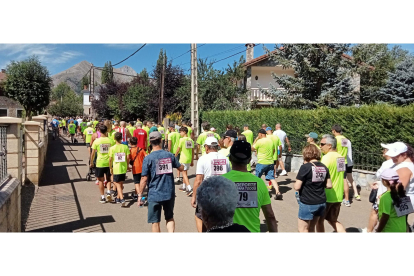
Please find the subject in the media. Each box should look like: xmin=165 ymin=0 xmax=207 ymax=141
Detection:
xmin=250 ymin=66 xmax=295 ymax=89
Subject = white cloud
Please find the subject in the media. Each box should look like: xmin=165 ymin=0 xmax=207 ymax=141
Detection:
xmin=0 ymin=44 xmax=82 ymax=68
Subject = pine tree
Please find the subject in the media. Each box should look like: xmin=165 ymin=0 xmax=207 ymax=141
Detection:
xmin=377 ymin=56 xmax=414 ymax=105
xmin=267 ymin=44 xmax=356 ymax=109
xmin=101 ymin=61 xmax=113 ymax=84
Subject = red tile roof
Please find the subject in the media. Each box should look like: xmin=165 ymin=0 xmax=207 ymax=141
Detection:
xmin=0 ymin=71 xmax=7 ymax=82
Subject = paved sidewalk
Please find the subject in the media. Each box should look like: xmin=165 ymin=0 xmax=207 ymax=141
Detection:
xmin=24 ymin=132 xmax=412 ymax=232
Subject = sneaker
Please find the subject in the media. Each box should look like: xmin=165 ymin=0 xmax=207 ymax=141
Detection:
xmin=99 ymin=197 xmax=106 ymax=204
xmin=280 ymin=170 xmax=287 ymax=176
xmin=121 ymin=199 xmax=126 ymax=207
xmin=274 ymin=193 xmax=283 ymax=200
xmin=174 ymin=177 xmax=180 ymax=183
xmin=179 ymin=177 xmax=183 ymax=182
xmin=112 ymin=190 xmax=118 ymax=198
xmin=115 ymin=198 xmax=120 ymax=204
xmin=103 ymin=180 xmax=108 ymax=187
xmin=187 ymin=189 xmax=193 ymax=196
xmin=355 ymin=195 xmax=361 ymax=201
xmin=179 ymin=186 xmax=186 ymax=192
xmin=95 ymin=180 xmax=99 ymax=185
xmin=344 ymin=200 xmax=351 ymax=207
xmin=106 ymin=192 xmax=113 ymax=202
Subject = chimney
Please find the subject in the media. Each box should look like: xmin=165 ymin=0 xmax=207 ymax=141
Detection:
xmin=84 ymin=85 xmax=88 ymax=90
xmin=245 ymin=44 xmax=255 ymax=62
xmin=1 ymin=69 xmax=5 ymax=73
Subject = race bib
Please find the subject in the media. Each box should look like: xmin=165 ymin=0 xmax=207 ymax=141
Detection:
xmin=87 ymin=130 xmax=93 ymax=135
xmin=115 ymin=152 xmax=126 ymax=163
xmin=336 ymin=157 xmax=345 ymax=172
xmin=156 ymin=158 xmax=173 ymax=175
xmin=312 ymin=166 xmax=327 ymax=182
xmin=207 ymin=133 xmax=214 ymax=138
xmin=235 ymin=182 xmax=258 ymax=208
xmin=341 ymin=138 xmax=348 ymax=147
xmin=394 ymin=196 xmax=414 ymax=217
xmin=185 ymin=140 xmax=193 ymax=149
xmin=159 ymin=129 xmax=164 ymax=134
xmin=99 ymin=144 xmax=110 ymax=154
xmin=211 ymin=159 xmax=227 ymax=175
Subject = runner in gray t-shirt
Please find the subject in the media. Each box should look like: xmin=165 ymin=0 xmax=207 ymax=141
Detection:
xmin=273 ymin=123 xmax=291 ymax=176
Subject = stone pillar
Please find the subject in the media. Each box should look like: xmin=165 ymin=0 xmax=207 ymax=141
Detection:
xmin=22 ymin=121 xmax=41 ymax=185
xmin=0 ymin=117 xmax=23 ymax=184
xmin=32 ymin=115 xmax=48 ymax=158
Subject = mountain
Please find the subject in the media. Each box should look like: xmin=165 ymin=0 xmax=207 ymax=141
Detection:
xmin=51 ymin=61 xmax=138 ymax=93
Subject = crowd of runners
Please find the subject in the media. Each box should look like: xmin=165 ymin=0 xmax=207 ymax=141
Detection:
xmin=49 ymin=115 xmax=414 ymax=233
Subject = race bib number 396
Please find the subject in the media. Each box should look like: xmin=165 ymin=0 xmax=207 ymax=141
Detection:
xmin=395 ymin=196 xmax=414 ymax=217
xmin=337 ymin=157 xmax=345 ymax=172
xmin=211 ymin=159 xmax=227 ymax=175
xmin=156 ymin=158 xmax=173 ymax=175
xmin=235 ymin=182 xmax=258 ymax=208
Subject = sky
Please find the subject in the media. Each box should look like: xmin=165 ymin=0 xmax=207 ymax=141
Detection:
xmin=1 ymin=43 xmax=414 ymax=76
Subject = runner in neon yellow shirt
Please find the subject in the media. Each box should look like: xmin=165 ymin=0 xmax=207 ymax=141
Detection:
xmin=167 ymin=124 xmax=182 ymax=183
xmin=68 ymin=121 xmax=76 ymax=143
xmin=91 ymin=124 xmax=116 ymax=203
xmin=127 ymin=121 xmax=135 ymax=136
xmin=83 ymin=122 xmax=95 ymax=154
xmin=197 ymin=124 xmax=221 ymax=156
xmin=266 ymin=127 xmax=282 ymax=179
xmin=175 ymin=127 xmax=194 ymax=195
xmin=109 ymin=132 xmax=131 ymax=207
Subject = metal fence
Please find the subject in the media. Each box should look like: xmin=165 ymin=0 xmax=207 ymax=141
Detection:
xmin=283 ymin=138 xmax=383 ymax=172
xmin=0 ymin=126 xmax=8 ymax=184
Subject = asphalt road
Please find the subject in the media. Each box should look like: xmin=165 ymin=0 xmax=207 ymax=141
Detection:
xmin=24 ymin=132 xmax=413 ymax=232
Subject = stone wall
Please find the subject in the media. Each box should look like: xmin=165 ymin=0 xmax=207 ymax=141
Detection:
xmin=0 ymin=178 xmax=21 ymax=232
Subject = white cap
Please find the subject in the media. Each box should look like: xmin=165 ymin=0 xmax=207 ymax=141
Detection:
xmin=382 ymin=142 xmax=408 ymax=157
xmin=204 ymin=136 xmax=218 ymax=146
xmin=87 ymin=122 xmax=91 ymax=126
xmin=210 ymin=127 xmax=215 ymax=131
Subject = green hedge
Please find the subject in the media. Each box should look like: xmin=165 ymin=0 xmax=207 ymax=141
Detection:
xmin=203 ymin=105 xmax=414 ymax=170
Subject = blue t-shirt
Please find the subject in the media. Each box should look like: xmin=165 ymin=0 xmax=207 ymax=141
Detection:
xmin=141 ymin=149 xmax=181 ymax=202
xmin=74 ymin=120 xmax=78 ymax=127
xmin=51 ymin=119 xmax=60 ymax=128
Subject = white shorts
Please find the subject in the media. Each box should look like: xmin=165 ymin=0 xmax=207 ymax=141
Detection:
xmin=181 ymin=163 xmax=191 ymax=171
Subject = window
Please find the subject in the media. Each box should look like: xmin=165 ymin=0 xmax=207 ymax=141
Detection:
xmin=17 ymin=109 xmax=23 ymax=118
xmin=0 ymin=109 xmax=7 ymax=117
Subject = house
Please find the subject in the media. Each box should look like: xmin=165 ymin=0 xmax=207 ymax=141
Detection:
xmin=0 ymin=69 xmax=24 ymax=117
xmin=82 ymin=84 xmax=101 ymax=118
xmin=243 ymin=44 xmax=362 ymax=106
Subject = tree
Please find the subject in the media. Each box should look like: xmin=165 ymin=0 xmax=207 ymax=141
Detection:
xmin=48 ymin=90 xmax=83 ymax=117
xmin=377 ymin=56 xmax=414 ymax=105
xmin=101 ymin=61 xmax=114 ymax=84
xmin=266 ymin=44 xmax=356 ymax=109
xmin=52 ymin=82 xmax=72 ymax=101
xmin=351 ymin=44 xmax=409 ymax=104
xmin=81 ymin=75 xmax=89 ymax=88
xmin=4 ymin=56 xmax=52 ymax=120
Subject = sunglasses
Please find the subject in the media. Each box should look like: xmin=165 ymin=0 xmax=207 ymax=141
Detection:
xmin=320 ymin=143 xmax=326 ymax=147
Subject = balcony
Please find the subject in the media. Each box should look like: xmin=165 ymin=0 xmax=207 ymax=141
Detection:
xmin=249 ymin=87 xmax=286 ymax=102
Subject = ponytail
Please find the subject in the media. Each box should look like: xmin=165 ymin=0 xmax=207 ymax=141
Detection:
xmin=389 ymin=180 xmax=406 ymax=207
xmin=404 ymin=143 xmax=414 ymax=163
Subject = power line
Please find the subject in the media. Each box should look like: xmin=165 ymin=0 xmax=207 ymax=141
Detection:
xmin=74 ymin=65 xmax=93 ymax=87
xmin=171 ymin=44 xmax=205 ymax=61
xmin=94 ymin=67 xmax=138 ymax=78
xmin=111 ymin=44 xmax=147 ymax=67
xmin=211 ymin=44 xmax=261 ymax=65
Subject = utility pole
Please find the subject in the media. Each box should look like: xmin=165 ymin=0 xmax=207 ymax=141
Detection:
xmin=191 ymin=44 xmax=199 ymax=136
xmin=89 ymin=64 xmax=94 ymax=119
xmin=159 ymin=54 xmax=165 ymax=124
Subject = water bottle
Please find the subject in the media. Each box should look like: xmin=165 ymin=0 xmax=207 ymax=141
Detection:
xmin=295 ymin=192 xmax=300 ymax=203
xmin=140 ymin=197 xmax=146 ymax=208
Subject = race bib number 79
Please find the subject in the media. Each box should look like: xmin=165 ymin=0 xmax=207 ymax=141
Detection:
xmin=395 ymin=196 xmax=414 ymax=217
xmin=337 ymin=157 xmax=345 ymax=172
xmin=156 ymin=158 xmax=173 ymax=175
xmin=235 ymin=182 xmax=258 ymax=208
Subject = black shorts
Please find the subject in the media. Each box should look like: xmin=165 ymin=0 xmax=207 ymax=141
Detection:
xmin=133 ymin=173 xmax=142 ymax=184
xmin=346 ymin=165 xmax=353 ymax=174
xmin=324 ymin=202 xmax=341 ymax=222
xmin=195 ymin=204 xmax=202 ymax=220
xmin=147 ymin=197 xmax=175 ymax=223
xmin=95 ymin=167 xmax=111 ymax=178
xmin=343 ymin=169 xmax=347 ymax=179
xmin=86 ymin=143 xmax=91 ymax=148
xmin=113 ymin=174 xmax=126 ymax=182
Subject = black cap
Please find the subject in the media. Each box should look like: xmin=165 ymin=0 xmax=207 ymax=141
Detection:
xmin=243 ymin=124 xmax=249 ymax=127
xmin=223 ymin=129 xmax=237 ymax=138
xmin=258 ymin=129 xmax=266 ymax=135
xmin=230 ymin=140 xmax=251 ymax=160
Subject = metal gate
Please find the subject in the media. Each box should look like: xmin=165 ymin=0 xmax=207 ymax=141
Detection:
xmin=0 ymin=126 xmax=7 ymax=185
